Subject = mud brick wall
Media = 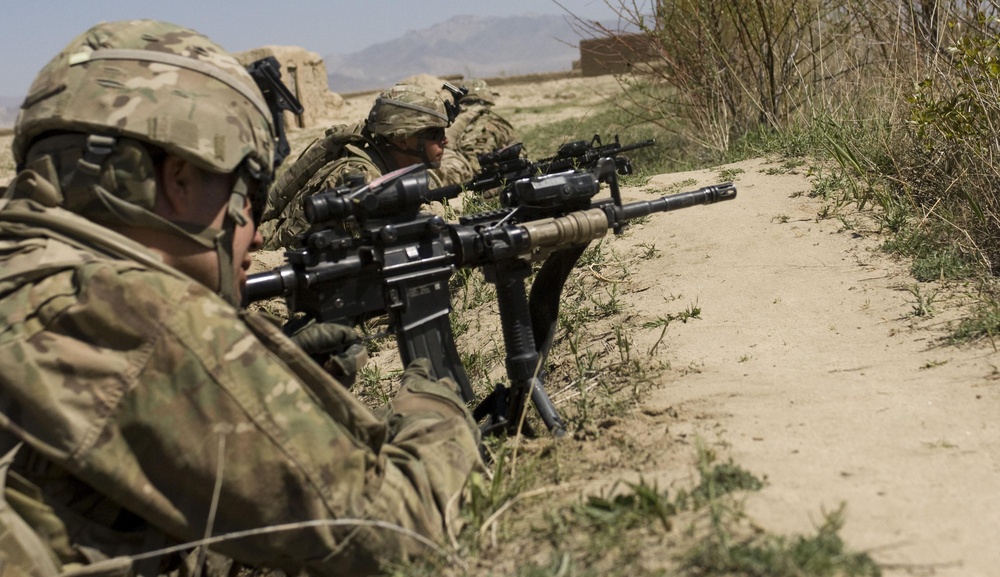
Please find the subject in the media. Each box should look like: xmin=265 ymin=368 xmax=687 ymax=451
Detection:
xmin=235 ymin=45 xmax=344 ymax=128
xmin=579 ymin=33 xmax=655 ymax=77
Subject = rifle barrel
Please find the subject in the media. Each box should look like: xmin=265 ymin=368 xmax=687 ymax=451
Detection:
xmin=244 ymin=264 xmax=296 ymax=303
xmin=616 ymin=138 xmax=656 ymax=154
xmin=620 ymin=182 xmax=735 ymax=221
xmin=537 ymin=137 xmax=656 ymax=166
xmin=493 ymin=182 xmax=737 ymax=260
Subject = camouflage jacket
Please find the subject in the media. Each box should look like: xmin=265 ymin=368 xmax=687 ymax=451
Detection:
xmin=260 ymin=126 xmax=454 ymax=249
xmin=447 ymin=103 xmax=519 ymax=174
xmin=431 ymin=148 xmax=476 ymax=188
xmin=0 ymin=173 xmax=482 ymax=577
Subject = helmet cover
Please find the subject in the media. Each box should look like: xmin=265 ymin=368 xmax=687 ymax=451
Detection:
xmin=366 ymin=83 xmax=449 ymax=139
xmin=14 ymin=19 xmax=275 ymax=177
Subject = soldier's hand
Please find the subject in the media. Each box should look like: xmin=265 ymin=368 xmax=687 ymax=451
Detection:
xmin=289 ymin=320 xmax=357 ymax=353
xmin=388 ymin=358 xmax=480 ymax=442
xmin=324 ymin=343 xmax=368 ymax=389
xmin=288 ymin=321 xmax=368 ymax=387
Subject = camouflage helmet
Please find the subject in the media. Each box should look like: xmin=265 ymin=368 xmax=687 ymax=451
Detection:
xmin=11 ymin=20 xmax=275 ymax=307
xmin=366 ymin=83 xmax=449 ymax=139
xmin=461 ymin=78 xmax=499 ymax=105
xmin=13 ymin=19 xmax=275 ymax=176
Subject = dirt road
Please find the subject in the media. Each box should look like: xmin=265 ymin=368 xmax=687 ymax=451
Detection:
xmin=616 ymin=159 xmax=999 ymax=576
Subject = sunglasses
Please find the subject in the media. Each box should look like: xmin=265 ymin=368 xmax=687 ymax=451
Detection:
xmin=419 ymin=127 xmax=447 ymax=142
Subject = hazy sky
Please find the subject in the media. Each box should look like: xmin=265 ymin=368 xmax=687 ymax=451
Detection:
xmin=1 ymin=0 xmax=623 ymax=99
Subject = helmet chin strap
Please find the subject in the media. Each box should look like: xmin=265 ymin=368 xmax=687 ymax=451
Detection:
xmin=69 ymin=134 xmax=254 ymax=307
xmin=385 ymin=135 xmax=439 ymax=169
xmin=214 ymin=173 xmax=253 ymax=306
xmin=202 ymin=163 xmax=261 ymax=307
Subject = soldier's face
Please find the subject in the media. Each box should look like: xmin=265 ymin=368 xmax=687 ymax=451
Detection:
xmin=156 ymin=157 xmax=262 ymax=300
xmin=415 ymin=127 xmax=447 ymax=167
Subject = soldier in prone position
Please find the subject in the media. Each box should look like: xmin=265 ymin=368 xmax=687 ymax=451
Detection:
xmin=259 ymin=83 xmax=455 ymax=249
xmin=0 ymin=19 xmax=482 ymax=577
xmin=432 ymin=78 xmax=520 ymax=187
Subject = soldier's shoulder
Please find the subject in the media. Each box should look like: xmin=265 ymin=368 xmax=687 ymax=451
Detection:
xmin=320 ymin=147 xmax=388 ymax=183
xmin=0 ymin=218 xmax=231 ymax=341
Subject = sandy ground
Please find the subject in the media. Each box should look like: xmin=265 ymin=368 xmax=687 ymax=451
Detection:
xmin=612 ymin=160 xmax=1000 ymax=576
xmin=2 ymin=73 xmax=998 ymax=576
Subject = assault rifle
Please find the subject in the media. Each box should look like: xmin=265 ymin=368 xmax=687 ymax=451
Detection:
xmin=246 ymin=162 xmax=736 ymax=436
xmin=454 ymin=134 xmax=655 ymax=197
xmin=537 ymin=133 xmax=655 ymax=176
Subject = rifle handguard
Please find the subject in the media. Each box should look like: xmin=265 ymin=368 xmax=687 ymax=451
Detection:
xmin=520 ymin=208 xmax=610 ymax=257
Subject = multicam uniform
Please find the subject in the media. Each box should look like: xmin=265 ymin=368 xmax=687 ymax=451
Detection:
xmin=0 ymin=172 xmax=482 ymax=577
xmin=0 ymin=20 xmax=482 ymax=577
xmin=432 ymin=79 xmax=519 ymax=187
xmin=260 ymin=85 xmax=450 ymax=250
xmin=447 ymin=105 xmax=518 ymax=173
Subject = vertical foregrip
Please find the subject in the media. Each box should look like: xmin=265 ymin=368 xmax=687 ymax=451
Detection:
xmin=493 ymin=270 xmax=537 ymax=382
xmin=490 ymin=264 xmax=567 ymax=435
xmin=491 ymin=262 xmax=543 ymax=431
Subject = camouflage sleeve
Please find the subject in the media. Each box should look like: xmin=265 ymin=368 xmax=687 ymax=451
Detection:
xmin=0 ymin=246 xmax=481 ymax=576
xmin=430 ymin=147 xmax=476 ymax=188
xmin=460 ymin=113 xmax=518 ymax=162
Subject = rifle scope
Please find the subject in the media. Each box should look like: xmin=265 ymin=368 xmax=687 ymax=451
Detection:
xmin=477 ymin=142 xmax=524 ymax=167
xmin=304 ymin=165 xmax=460 ymax=224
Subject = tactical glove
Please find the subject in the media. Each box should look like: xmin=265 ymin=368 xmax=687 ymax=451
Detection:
xmin=288 ymin=320 xmax=368 ymax=388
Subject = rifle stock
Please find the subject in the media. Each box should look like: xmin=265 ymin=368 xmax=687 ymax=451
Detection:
xmin=246 ymin=163 xmax=736 ymax=436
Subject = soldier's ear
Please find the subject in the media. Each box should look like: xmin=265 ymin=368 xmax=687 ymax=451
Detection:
xmin=157 ymin=155 xmax=197 ymax=218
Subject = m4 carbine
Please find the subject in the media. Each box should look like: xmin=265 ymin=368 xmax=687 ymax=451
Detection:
xmin=536 ymin=133 xmax=655 ymax=176
xmin=246 ymin=162 xmax=735 ymax=436
xmin=452 ymin=134 xmax=655 ymax=199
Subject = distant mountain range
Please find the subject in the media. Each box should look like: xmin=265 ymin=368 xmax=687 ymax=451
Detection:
xmin=326 ymin=14 xmax=595 ymax=93
xmin=0 ymin=13 xmax=603 ymax=127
